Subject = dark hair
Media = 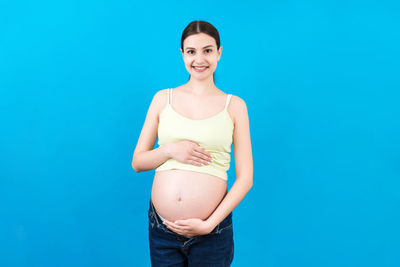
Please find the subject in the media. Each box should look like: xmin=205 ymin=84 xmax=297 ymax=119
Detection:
xmin=181 ymin=20 xmax=221 ymax=83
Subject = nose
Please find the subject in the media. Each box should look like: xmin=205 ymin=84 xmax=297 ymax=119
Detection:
xmin=194 ymin=53 xmax=206 ymax=62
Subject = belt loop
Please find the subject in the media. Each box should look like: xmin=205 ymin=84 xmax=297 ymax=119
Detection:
xmin=214 ymin=223 xmax=220 ymax=234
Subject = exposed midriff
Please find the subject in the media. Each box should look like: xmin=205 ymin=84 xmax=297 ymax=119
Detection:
xmin=151 ymin=169 xmax=227 ymax=222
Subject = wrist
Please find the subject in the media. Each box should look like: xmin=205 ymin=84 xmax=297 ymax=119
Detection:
xmin=162 ymin=144 xmax=172 ymax=159
xmin=205 ymin=218 xmax=217 ymax=233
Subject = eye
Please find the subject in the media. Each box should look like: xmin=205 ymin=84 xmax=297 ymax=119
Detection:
xmin=205 ymin=49 xmax=212 ymax=53
xmin=187 ymin=50 xmax=194 ymax=54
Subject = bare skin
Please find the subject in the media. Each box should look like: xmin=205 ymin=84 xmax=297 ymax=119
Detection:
xmin=152 ymin=85 xmax=233 ymax=237
xmin=151 ymin=169 xmax=228 ymax=224
xmin=132 ymin=33 xmax=253 ymax=238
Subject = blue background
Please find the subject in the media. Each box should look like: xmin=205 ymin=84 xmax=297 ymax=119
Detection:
xmin=1 ymin=0 xmax=399 ymax=266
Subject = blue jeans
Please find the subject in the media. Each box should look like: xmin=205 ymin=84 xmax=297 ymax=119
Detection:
xmin=148 ymin=199 xmax=234 ymax=266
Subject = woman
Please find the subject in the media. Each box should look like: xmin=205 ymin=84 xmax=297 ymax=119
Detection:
xmin=132 ymin=20 xmax=253 ymax=267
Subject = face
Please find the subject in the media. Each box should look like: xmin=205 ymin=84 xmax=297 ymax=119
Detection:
xmin=180 ymin=33 xmax=223 ymax=80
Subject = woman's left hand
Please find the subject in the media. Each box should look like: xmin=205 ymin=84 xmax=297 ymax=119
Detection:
xmin=163 ymin=218 xmax=213 ymax=237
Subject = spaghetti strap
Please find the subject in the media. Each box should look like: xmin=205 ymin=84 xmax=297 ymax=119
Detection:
xmin=156 ymin=89 xmax=235 ymax=181
xmin=224 ymin=94 xmax=232 ymax=110
xmin=167 ymin=89 xmax=169 ymax=105
xmin=167 ymin=88 xmax=172 ymax=105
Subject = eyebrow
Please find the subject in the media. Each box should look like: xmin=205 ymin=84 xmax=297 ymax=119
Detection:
xmin=185 ymin=45 xmax=214 ymax=50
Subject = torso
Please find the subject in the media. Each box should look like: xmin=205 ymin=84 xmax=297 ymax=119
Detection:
xmin=151 ymin=170 xmax=227 ymax=221
xmin=151 ymin=85 xmax=235 ymax=222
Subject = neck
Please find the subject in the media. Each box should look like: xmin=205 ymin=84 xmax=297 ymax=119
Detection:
xmin=185 ymin=76 xmax=215 ymax=96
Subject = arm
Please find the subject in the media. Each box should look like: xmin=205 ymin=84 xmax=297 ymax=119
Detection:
xmin=205 ymin=95 xmax=254 ymax=230
xmin=132 ymin=90 xmax=171 ymax=172
xmin=132 ymin=144 xmax=171 ymax=172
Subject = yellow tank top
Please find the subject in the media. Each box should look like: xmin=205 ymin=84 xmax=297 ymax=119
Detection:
xmin=155 ymin=88 xmax=234 ymax=181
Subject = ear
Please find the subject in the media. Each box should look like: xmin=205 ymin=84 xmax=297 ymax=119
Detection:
xmin=218 ymin=46 xmax=223 ymax=61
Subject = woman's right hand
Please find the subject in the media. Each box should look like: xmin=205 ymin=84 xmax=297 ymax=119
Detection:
xmin=168 ymin=140 xmax=213 ymax=167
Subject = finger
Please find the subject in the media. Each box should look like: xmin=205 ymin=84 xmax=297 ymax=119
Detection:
xmin=188 ymin=157 xmax=210 ymax=167
xmin=167 ymin=226 xmax=185 ymax=236
xmin=191 ymin=150 xmax=207 ymax=161
xmin=187 ymin=159 xmax=203 ymax=167
xmin=174 ymin=221 xmax=192 ymax=229
xmin=164 ymin=221 xmax=191 ymax=231
xmin=164 ymin=223 xmax=188 ymax=236
xmin=193 ymin=147 xmax=212 ymax=161
xmin=189 ymin=153 xmax=212 ymax=166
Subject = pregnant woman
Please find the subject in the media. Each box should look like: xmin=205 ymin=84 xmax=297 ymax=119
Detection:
xmin=132 ymin=20 xmax=253 ymax=267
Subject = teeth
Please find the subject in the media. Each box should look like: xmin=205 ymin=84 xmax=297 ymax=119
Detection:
xmin=193 ymin=66 xmax=207 ymax=69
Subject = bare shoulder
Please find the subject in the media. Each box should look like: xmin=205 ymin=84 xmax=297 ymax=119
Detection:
xmin=150 ymin=88 xmax=169 ymax=117
xmin=132 ymin=88 xmax=169 ymax=157
xmin=153 ymin=88 xmax=169 ymax=105
xmin=228 ymin=94 xmax=248 ymax=126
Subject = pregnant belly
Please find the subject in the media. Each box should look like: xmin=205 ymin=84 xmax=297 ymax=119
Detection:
xmin=151 ymin=169 xmax=227 ymax=222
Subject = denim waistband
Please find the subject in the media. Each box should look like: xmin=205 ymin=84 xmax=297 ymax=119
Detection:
xmin=153 ymin=206 xmax=166 ymax=222
xmin=149 ymin=199 xmax=232 ymax=236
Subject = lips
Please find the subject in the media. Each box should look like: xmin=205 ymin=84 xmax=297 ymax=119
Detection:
xmin=192 ymin=66 xmax=208 ymax=73
xmin=193 ymin=66 xmax=208 ymax=68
